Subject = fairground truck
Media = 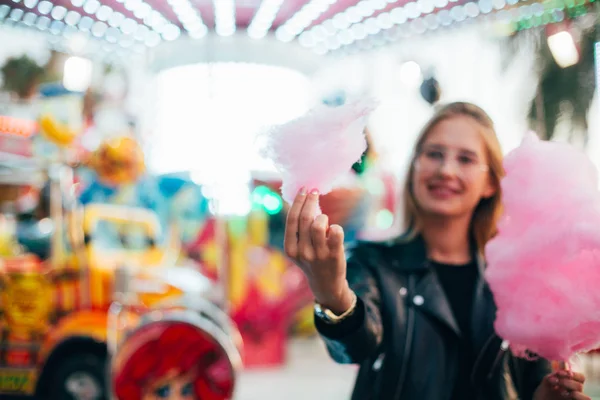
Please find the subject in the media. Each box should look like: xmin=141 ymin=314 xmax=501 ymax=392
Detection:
xmin=0 ymin=158 xmax=240 ymax=399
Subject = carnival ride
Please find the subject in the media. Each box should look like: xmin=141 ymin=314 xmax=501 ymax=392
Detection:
xmin=0 ymin=111 xmax=242 ymax=399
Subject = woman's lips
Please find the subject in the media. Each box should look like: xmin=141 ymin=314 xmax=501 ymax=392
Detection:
xmin=427 ymin=184 xmax=459 ymax=199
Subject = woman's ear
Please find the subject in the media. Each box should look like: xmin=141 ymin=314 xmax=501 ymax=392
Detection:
xmin=482 ymin=178 xmax=497 ymax=199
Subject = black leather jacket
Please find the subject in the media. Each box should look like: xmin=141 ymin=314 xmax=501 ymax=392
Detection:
xmin=315 ymin=236 xmax=552 ymax=400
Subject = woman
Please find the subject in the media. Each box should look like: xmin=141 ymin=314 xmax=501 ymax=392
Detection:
xmin=284 ymin=102 xmax=589 ymax=399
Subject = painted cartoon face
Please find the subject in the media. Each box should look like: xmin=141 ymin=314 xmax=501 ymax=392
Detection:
xmin=143 ymin=370 xmax=195 ymax=400
xmin=112 ymin=321 xmax=236 ymax=400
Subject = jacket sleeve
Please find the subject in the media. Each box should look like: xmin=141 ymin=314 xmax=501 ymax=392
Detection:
xmin=314 ymin=247 xmax=384 ymax=364
xmin=520 ymin=358 xmax=553 ymax=399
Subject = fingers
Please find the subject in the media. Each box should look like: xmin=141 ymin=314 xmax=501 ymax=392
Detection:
xmin=557 ymin=370 xmax=585 ymax=393
xmin=568 ymin=371 xmax=585 ymax=384
xmin=284 ymin=187 xmax=345 ymax=267
xmin=558 ymin=378 xmax=584 ymax=393
xmin=549 ymin=370 xmax=588 ymax=399
xmin=327 ymin=224 xmax=345 ymax=255
xmin=284 ymin=188 xmax=307 ymax=259
xmin=311 ymin=214 xmax=329 ymax=259
xmin=297 ymin=189 xmax=320 ymax=262
xmin=555 ymin=369 xmax=585 ymax=384
xmin=571 ymin=394 xmax=591 ymax=400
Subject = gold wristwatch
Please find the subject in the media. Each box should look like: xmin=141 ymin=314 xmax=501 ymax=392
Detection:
xmin=314 ymin=291 xmax=358 ymax=324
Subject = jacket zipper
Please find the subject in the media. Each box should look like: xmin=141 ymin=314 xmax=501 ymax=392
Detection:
xmin=471 ymin=336 xmax=510 ymax=399
xmin=486 ymin=340 xmax=510 ymax=380
xmin=394 ymin=275 xmax=416 ymax=399
xmin=471 ymin=334 xmax=496 ymax=385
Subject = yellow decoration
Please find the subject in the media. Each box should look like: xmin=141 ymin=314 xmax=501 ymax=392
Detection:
xmin=2 ymin=273 xmax=52 ymax=332
xmin=200 ymin=239 xmax=219 ymax=276
xmin=247 ymin=210 xmax=268 ymax=246
xmin=228 ymin=240 xmax=248 ymax=308
xmin=292 ymin=304 xmax=317 ymax=336
xmin=254 ymin=251 xmax=285 ymax=300
xmin=91 ymin=136 xmax=145 ymax=186
xmin=135 ymin=271 xmax=184 ymax=308
xmin=39 ymin=114 xmax=78 ymax=147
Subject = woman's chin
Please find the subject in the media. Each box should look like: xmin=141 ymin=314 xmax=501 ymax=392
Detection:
xmin=420 ymin=201 xmax=464 ymax=219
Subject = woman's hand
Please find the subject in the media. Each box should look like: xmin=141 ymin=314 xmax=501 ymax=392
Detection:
xmin=534 ymin=370 xmax=589 ymax=400
xmin=284 ymin=188 xmax=354 ymax=314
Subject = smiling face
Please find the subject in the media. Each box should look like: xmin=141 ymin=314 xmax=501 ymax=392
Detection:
xmin=411 ymin=115 xmax=496 ymax=220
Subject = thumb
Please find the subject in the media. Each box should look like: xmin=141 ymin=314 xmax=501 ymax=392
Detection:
xmin=326 ymin=224 xmax=345 ymax=253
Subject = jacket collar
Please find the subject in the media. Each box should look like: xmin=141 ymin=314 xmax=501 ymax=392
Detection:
xmin=389 ymin=234 xmax=494 ymax=342
xmin=390 ymin=234 xmax=485 ymax=272
xmin=378 ymin=234 xmax=502 ymax=386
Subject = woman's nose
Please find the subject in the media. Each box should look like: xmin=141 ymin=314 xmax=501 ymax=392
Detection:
xmin=438 ymin=158 xmax=459 ymax=176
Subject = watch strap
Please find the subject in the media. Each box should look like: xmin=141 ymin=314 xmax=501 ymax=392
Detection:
xmin=314 ymin=291 xmax=358 ymax=324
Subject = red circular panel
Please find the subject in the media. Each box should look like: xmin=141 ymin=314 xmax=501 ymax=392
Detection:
xmin=112 ymin=320 xmax=235 ymax=400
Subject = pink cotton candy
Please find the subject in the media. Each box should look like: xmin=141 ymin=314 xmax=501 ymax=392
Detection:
xmin=259 ymin=99 xmax=377 ymax=204
xmin=485 ymin=132 xmax=600 ymax=361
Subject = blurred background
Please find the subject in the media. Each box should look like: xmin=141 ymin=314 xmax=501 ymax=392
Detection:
xmin=0 ymin=0 xmax=599 ymax=398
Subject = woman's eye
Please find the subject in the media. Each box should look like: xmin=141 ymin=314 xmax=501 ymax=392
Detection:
xmin=425 ymin=150 xmax=444 ymax=159
xmin=181 ymin=382 xmax=193 ymax=396
xmin=458 ymin=156 xmax=475 ymax=164
xmin=154 ymin=384 xmax=171 ymax=398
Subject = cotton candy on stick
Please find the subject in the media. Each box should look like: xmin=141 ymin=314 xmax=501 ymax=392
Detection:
xmin=485 ymin=132 xmax=600 ymax=362
xmin=260 ymin=99 xmax=377 ymax=204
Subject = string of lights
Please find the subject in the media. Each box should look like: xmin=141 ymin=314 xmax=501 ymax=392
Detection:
xmin=0 ymin=0 xmax=592 ymax=55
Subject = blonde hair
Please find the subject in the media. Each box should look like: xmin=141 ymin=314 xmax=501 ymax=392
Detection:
xmin=401 ymin=102 xmax=504 ymax=253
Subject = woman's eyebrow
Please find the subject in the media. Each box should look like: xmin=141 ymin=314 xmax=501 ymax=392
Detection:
xmin=459 ymin=149 xmax=479 ymax=158
xmin=421 ymin=143 xmax=445 ymax=151
xmin=423 ymin=144 xmax=478 ymax=155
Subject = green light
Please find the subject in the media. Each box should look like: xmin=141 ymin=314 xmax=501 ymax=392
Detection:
xmin=252 ymin=185 xmax=272 ymax=198
xmin=252 ymin=185 xmax=283 ymax=215
xmin=263 ymin=193 xmax=283 ymax=215
xmin=542 ymin=12 xmax=552 ymax=24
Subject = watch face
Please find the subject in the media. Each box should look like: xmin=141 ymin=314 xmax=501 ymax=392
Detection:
xmin=313 ymin=304 xmax=328 ymax=321
xmin=315 ymin=304 xmax=341 ymax=323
